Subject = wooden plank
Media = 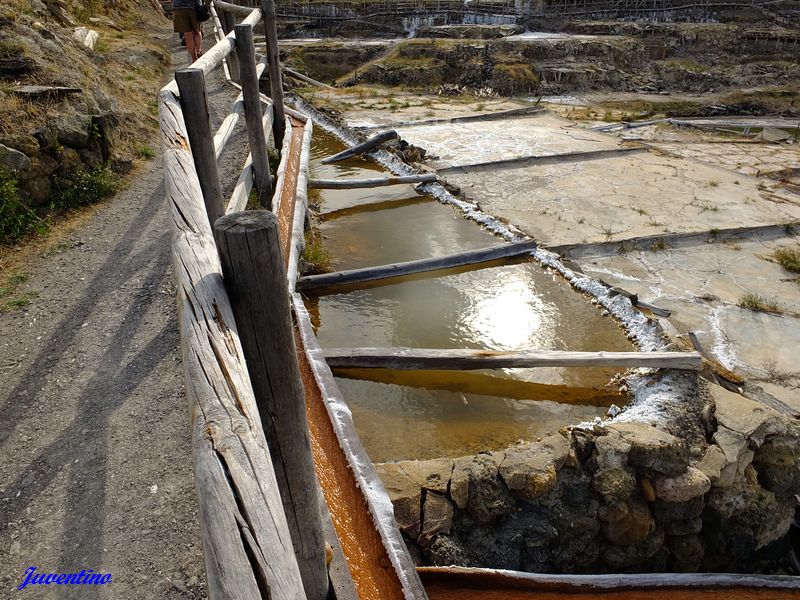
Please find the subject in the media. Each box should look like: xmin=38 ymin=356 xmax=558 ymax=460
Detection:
xmin=159 ymin=84 xmax=305 ymax=600
xmin=236 ymin=24 xmax=273 ymax=209
xmin=175 ymin=68 xmax=225 ymax=227
xmin=419 ymin=566 xmax=800 ymax=600
xmin=214 ymin=212 xmax=329 ymax=600
xmin=358 ymin=106 xmax=546 ymax=130
xmin=321 ymin=130 xmax=399 ymax=164
xmin=298 ymin=239 xmax=538 ymax=291
xmin=287 ymin=118 xmax=314 ymax=293
xmin=322 ymin=348 xmax=704 ymax=371
xmin=261 ymin=0 xmax=287 ymax=149
xmin=284 ymin=66 xmax=335 ymax=89
xmin=309 ymin=173 xmax=438 ymax=189
xmin=437 ymin=147 xmax=648 ymax=174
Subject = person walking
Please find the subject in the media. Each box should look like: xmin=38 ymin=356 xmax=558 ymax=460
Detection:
xmin=172 ymin=0 xmax=207 ymax=63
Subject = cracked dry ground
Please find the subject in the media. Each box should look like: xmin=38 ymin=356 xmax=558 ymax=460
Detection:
xmin=0 ymin=32 xmax=250 ymax=599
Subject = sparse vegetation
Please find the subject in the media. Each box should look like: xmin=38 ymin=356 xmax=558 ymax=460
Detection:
xmin=0 ymin=270 xmax=36 ymax=311
xmin=772 ymin=246 xmax=800 ymax=274
xmin=0 ymin=168 xmax=47 ymax=245
xmin=51 ymin=166 xmax=121 ymax=211
xmin=738 ymin=293 xmax=783 ymax=315
xmin=302 ymin=228 xmax=332 ymax=274
xmin=136 ymin=145 xmax=156 ymax=159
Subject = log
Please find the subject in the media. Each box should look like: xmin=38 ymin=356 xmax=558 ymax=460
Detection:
xmin=309 ymin=173 xmax=438 ymax=189
xmin=214 ymin=0 xmax=257 ymax=17
xmin=175 ymin=68 xmax=225 ymax=227
xmin=298 ymin=240 xmax=538 ymax=292
xmin=358 ymin=105 xmax=546 ymax=130
xmin=321 ymin=130 xmax=399 ymax=164
xmin=437 ymin=147 xmax=648 ymax=174
xmin=159 ymin=84 xmax=305 ymax=600
xmin=261 ymin=0 xmax=287 ymax=150
xmin=287 ymin=118 xmax=314 ymax=293
xmin=236 ymin=24 xmax=273 ymax=209
xmin=214 ymin=211 xmax=329 ymax=600
xmin=284 ymin=66 xmax=335 ymax=89
xmin=208 ymin=2 xmax=233 ymax=83
xmin=221 ymin=9 xmax=241 ymax=84
xmin=323 ymin=348 xmax=704 ymax=371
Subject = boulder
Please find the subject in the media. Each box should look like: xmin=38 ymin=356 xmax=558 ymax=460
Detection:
xmin=73 ymin=27 xmax=100 ymax=50
xmin=693 ymin=445 xmax=727 ymax=486
xmin=59 ymin=148 xmax=82 ymax=172
xmin=590 ymin=430 xmax=631 ymax=470
xmin=592 ymin=468 xmax=636 ymax=503
xmin=52 ymin=115 xmax=93 ymax=149
xmin=498 ymin=443 xmax=557 ymax=502
xmin=375 ymin=463 xmax=423 ymax=539
xmin=607 ymin=422 xmax=689 ymax=475
xmin=463 ymin=454 xmax=513 ymax=524
xmin=753 ymin=428 xmax=800 ymax=497
xmin=0 ymin=144 xmax=32 ymax=176
xmin=712 ymin=427 xmax=751 ymax=487
xmin=391 ymin=458 xmax=453 ymax=494
xmin=654 ymin=467 xmax=711 ymax=503
xmin=24 ymin=176 xmax=51 ymax=206
xmin=710 ymin=385 xmax=784 ymax=446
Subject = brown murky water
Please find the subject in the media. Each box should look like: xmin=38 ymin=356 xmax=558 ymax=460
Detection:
xmin=306 ymin=129 xmax=633 ymax=462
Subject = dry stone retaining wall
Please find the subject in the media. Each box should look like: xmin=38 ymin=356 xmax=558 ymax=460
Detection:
xmin=376 ymin=379 xmax=800 ymax=573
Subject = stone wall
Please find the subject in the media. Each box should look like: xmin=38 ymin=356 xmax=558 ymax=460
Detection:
xmin=375 ymin=379 xmax=800 ymax=573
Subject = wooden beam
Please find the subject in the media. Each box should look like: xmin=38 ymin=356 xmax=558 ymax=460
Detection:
xmin=159 ymin=84 xmax=306 ymax=600
xmin=358 ymin=105 xmax=546 ymax=130
xmin=437 ymin=147 xmax=648 ymax=174
xmin=298 ymin=239 xmax=538 ymax=292
xmin=214 ymin=211 xmax=329 ymax=600
xmin=310 ymin=173 xmax=438 ymax=189
xmin=214 ymin=0 xmax=257 ymax=17
xmin=323 ymin=348 xmax=704 ymax=371
xmin=321 ymin=130 xmax=399 ymax=164
xmin=284 ymin=66 xmax=335 ymax=89
xmin=236 ymin=24 xmax=273 ymax=209
xmin=175 ymin=68 xmax=225 ymax=227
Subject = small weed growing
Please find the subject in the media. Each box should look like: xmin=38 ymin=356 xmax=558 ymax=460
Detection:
xmin=738 ymin=293 xmax=783 ymax=315
xmin=302 ymin=228 xmax=332 ymax=274
xmin=772 ymin=246 xmax=800 ymax=274
xmin=136 ymin=145 xmax=156 ymax=159
xmin=52 ymin=167 xmax=121 ymax=211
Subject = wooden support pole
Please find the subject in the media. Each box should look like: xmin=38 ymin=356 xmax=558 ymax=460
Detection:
xmin=214 ymin=211 xmax=329 ymax=600
xmin=323 ymin=348 xmax=704 ymax=371
xmin=283 ymin=66 xmax=334 ymax=89
xmin=358 ymin=105 xmax=546 ymax=130
xmin=309 ymin=173 xmax=438 ymax=189
xmin=261 ymin=0 xmax=286 ymax=150
xmin=175 ymin=68 xmax=225 ymax=227
xmin=298 ymin=239 xmax=538 ymax=292
xmin=221 ymin=9 xmax=241 ymax=84
xmin=321 ymin=130 xmax=399 ymax=164
xmin=236 ymin=24 xmax=273 ymax=210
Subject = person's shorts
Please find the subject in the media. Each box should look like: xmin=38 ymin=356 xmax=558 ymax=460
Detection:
xmin=173 ymin=8 xmax=200 ymax=33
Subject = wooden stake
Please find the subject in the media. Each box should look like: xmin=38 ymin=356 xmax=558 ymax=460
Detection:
xmin=175 ymin=68 xmax=225 ymax=226
xmin=261 ymin=0 xmax=286 ymax=150
xmin=310 ymin=173 xmax=438 ymax=189
xmin=321 ymin=130 xmax=399 ymax=164
xmin=220 ymin=10 xmax=241 ymax=83
xmin=323 ymin=348 xmax=704 ymax=371
xmin=214 ymin=211 xmax=329 ymax=600
xmin=236 ymin=24 xmax=273 ymax=210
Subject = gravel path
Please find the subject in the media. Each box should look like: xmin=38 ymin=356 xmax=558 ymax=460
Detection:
xmin=0 ymin=27 xmax=248 ymax=599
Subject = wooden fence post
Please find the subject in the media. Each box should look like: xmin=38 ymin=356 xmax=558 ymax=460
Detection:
xmin=220 ymin=9 xmax=241 ymax=84
xmin=235 ymin=23 xmax=274 ymax=210
xmin=260 ymin=0 xmax=286 ymax=149
xmin=213 ymin=211 xmax=330 ymax=600
xmin=175 ymin=68 xmax=225 ymax=226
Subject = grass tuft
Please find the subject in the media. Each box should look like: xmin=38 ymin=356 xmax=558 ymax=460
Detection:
xmin=302 ymin=228 xmax=332 ymax=274
xmin=738 ymin=293 xmax=783 ymax=315
xmin=772 ymin=246 xmax=800 ymax=274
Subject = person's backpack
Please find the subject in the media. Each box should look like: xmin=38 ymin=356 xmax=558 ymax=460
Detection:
xmin=196 ymin=0 xmax=210 ymax=21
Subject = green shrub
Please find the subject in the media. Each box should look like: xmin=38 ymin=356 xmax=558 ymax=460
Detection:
xmin=52 ymin=166 xmax=121 ymax=210
xmin=0 ymin=168 xmax=46 ymax=245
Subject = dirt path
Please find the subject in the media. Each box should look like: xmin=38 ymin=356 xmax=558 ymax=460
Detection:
xmin=0 ymin=28 xmax=246 ymax=599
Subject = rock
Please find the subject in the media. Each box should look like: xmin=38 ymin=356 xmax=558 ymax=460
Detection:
xmin=654 ymin=467 xmax=711 ymax=503
xmin=753 ymin=429 xmax=800 ymax=497
xmin=758 ymin=127 xmax=791 ymax=142
xmin=419 ymin=492 xmax=453 ymax=545
xmin=592 ymin=468 xmax=636 ymax=503
xmin=601 ymin=528 xmax=665 ymax=569
xmin=665 ymin=517 xmax=703 ymax=536
xmin=0 ymin=144 xmax=32 ymax=176
xmin=376 ymin=463 xmax=422 ymax=539
xmin=111 ymin=156 xmax=134 ymax=175
xmin=88 ymin=16 xmax=124 ymax=31
xmin=667 ymin=534 xmax=704 ymax=571
xmin=463 ymin=454 xmax=513 ymax=524
xmin=598 ymin=502 xmax=628 ymax=523
xmin=651 ymin=495 xmax=705 ymax=522
xmin=73 ymin=27 xmax=100 ymax=50
xmin=712 ymin=427 xmax=751 ymax=487
xmin=24 ymin=176 xmax=51 ymax=206
xmin=498 ymin=443 xmax=557 ymax=501
xmin=52 ymin=115 xmax=93 ymax=149
xmin=393 ymin=458 xmax=453 ymax=494
xmin=424 ymin=534 xmax=471 ymax=566
xmin=590 ymin=430 xmax=631 ymax=470
xmin=59 ymin=148 xmax=82 ymax=172
xmin=693 ymin=445 xmax=727 ymax=485
xmin=640 ymin=477 xmax=656 ymax=501
xmin=46 ymin=0 xmax=76 ymax=25
xmin=0 ymin=135 xmax=40 ymax=157
xmin=601 ymin=499 xmax=655 ymax=545
xmin=710 ymin=385 xmax=784 ymax=446
xmin=450 ymin=456 xmax=471 ymax=509
xmin=607 ymin=422 xmax=688 ymax=475
xmin=79 ymin=144 xmax=104 ymax=168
